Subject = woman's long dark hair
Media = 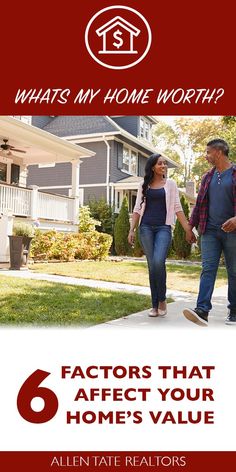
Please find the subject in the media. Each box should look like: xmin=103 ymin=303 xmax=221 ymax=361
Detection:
xmin=141 ymin=153 xmax=162 ymax=207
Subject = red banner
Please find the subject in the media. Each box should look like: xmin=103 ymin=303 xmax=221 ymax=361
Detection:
xmin=0 ymin=451 xmax=235 ymax=471
xmin=1 ymin=0 xmax=235 ymax=114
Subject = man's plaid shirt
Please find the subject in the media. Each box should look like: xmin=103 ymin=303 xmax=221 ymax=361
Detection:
xmin=189 ymin=165 xmax=236 ymax=234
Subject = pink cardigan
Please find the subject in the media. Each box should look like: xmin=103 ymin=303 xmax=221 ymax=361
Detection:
xmin=133 ymin=179 xmax=183 ymax=225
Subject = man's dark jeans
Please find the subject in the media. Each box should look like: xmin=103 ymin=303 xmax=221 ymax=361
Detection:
xmin=197 ymin=228 xmax=236 ymax=312
xmin=139 ymin=224 xmax=172 ymax=308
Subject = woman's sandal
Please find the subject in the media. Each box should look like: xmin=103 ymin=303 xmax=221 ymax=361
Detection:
xmin=158 ymin=309 xmax=167 ymax=317
xmin=148 ymin=308 xmax=159 ymax=317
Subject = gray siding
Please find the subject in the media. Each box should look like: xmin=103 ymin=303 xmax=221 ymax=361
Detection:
xmin=83 ymin=186 xmax=107 ymax=203
xmin=138 ymin=154 xmax=147 ymax=177
xmin=39 ymin=188 xmax=70 ymax=197
xmin=110 ymin=141 xmax=130 ymax=182
xmin=79 ymin=142 xmax=107 ymax=185
xmin=27 ymin=139 xmax=148 ymax=194
xmin=27 ymin=162 xmax=72 ymax=188
xmin=111 ymin=116 xmax=138 ymax=136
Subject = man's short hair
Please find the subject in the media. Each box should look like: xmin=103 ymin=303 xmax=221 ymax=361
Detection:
xmin=207 ymin=139 xmax=229 ymax=156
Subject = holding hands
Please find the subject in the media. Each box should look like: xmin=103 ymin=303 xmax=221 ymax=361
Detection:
xmin=185 ymin=225 xmax=197 ymax=244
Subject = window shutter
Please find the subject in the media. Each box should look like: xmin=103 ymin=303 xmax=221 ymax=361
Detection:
xmin=137 ymin=154 xmax=140 ymax=176
xmin=11 ymin=164 xmax=20 ymax=184
xmin=117 ymin=142 xmax=123 ymax=169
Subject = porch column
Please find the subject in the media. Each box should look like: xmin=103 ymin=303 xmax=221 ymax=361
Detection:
xmin=28 ymin=185 xmax=39 ymax=220
xmin=71 ymin=160 xmax=81 ymax=225
xmin=19 ymin=164 xmax=28 ymax=187
xmin=0 ymin=212 xmax=14 ymax=263
xmin=71 ymin=160 xmax=81 ymax=197
xmin=110 ymin=183 xmax=114 ymax=206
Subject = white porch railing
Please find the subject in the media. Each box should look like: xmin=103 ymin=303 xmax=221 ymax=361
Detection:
xmin=0 ymin=183 xmax=77 ymax=223
xmin=37 ymin=191 xmax=74 ymax=222
xmin=0 ymin=184 xmax=31 ymax=217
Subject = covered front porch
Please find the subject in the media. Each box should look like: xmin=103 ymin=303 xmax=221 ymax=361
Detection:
xmin=111 ymin=176 xmax=143 ymax=213
xmin=0 ymin=116 xmax=94 ymax=262
xmin=0 ymin=116 xmax=94 ymax=224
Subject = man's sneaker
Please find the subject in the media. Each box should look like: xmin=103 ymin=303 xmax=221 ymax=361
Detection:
xmin=225 ymin=311 xmax=236 ymax=325
xmin=183 ymin=308 xmax=208 ymax=327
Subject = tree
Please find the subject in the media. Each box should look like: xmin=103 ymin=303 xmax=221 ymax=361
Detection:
xmin=153 ymin=117 xmax=224 ymax=188
xmin=173 ymin=195 xmax=191 ymax=259
xmin=78 ymin=206 xmax=101 ymax=233
xmin=132 ymin=228 xmax=144 ymax=257
xmin=191 ymin=117 xmax=236 ymax=183
xmin=152 ymin=121 xmax=185 ymax=187
xmin=89 ymin=198 xmax=114 ymax=235
xmin=221 ymin=116 xmax=236 ymax=160
xmin=114 ymin=196 xmax=131 ymax=255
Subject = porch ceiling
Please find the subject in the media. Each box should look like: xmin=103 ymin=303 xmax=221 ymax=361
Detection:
xmin=0 ymin=116 xmax=95 ymax=166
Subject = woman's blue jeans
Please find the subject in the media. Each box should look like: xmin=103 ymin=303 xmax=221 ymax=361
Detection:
xmin=197 ymin=228 xmax=236 ymax=312
xmin=139 ymin=224 xmax=172 ymax=308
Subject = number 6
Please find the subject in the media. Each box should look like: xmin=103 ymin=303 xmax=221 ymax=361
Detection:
xmin=17 ymin=369 xmax=59 ymax=423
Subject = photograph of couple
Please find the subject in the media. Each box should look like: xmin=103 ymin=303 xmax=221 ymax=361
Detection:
xmin=0 ymin=116 xmax=235 ymax=328
xmin=128 ymin=139 xmax=236 ymax=327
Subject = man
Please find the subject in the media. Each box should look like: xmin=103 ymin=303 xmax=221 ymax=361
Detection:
xmin=183 ymin=139 xmax=236 ymax=326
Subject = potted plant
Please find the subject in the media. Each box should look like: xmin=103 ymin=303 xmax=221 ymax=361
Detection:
xmin=9 ymin=223 xmax=35 ymax=270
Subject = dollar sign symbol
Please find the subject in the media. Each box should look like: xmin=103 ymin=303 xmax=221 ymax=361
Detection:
xmin=113 ymin=29 xmax=123 ymax=49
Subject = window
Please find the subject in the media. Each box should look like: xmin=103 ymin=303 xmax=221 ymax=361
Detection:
xmin=140 ymin=117 xmax=152 ymax=141
xmin=122 ymin=146 xmax=138 ymax=175
xmin=122 ymin=147 xmax=130 ymax=172
xmin=130 ymin=151 xmax=137 ymax=175
xmin=0 ymin=162 xmax=7 ymax=182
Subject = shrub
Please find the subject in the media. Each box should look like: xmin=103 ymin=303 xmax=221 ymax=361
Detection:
xmin=78 ymin=206 xmax=101 ymax=233
xmin=89 ymin=198 xmax=114 ymax=235
xmin=167 ymin=238 xmax=176 ymax=259
xmin=132 ymin=228 xmax=144 ymax=257
xmin=74 ymin=231 xmax=112 ymax=261
xmin=13 ymin=222 xmax=35 ymax=238
xmin=173 ymin=194 xmax=191 ymax=259
xmin=49 ymin=233 xmax=77 ymax=261
xmin=30 ymin=229 xmax=112 ymax=262
xmin=114 ymin=196 xmax=131 ymax=256
xmin=30 ymin=230 xmax=55 ymax=260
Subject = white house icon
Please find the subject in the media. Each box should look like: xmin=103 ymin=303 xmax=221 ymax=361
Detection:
xmin=96 ymin=16 xmax=141 ymax=54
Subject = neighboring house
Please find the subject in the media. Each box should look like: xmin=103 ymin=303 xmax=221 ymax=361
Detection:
xmin=0 ymin=116 xmax=94 ymax=262
xmin=28 ymin=116 xmax=179 ymax=213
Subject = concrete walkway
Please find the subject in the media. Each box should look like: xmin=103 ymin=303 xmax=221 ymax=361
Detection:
xmin=0 ymin=268 xmax=229 ymax=328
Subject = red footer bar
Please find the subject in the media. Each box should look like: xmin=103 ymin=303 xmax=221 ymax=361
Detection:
xmin=0 ymin=452 xmax=235 ymax=471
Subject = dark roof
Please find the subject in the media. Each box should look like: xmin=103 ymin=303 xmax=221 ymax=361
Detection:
xmin=42 ymin=116 xmax=118 ymax=137
xmin=41 ymin=115 xmax=178 ymax=168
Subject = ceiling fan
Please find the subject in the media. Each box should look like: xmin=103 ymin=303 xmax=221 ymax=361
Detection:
xmin=0 ymin=138 xmax=26 ymax=154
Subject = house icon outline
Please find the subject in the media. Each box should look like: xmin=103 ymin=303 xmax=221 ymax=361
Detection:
xmin=96 ymin=16 xmax=141 ymax=54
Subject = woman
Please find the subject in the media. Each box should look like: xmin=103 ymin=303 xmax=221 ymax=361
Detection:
xmin=128 ymin=153 xmax=195 ymax=317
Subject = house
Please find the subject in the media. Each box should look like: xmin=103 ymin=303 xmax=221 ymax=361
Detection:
xmin=28 ymin=115 xmax=179 ymax=213
xmin=96 ymin=16 xmax=140 ymax=54
xmin=0 ymin=116 xmax=94 ymax=262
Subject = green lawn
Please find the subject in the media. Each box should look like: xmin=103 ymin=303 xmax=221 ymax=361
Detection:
xmin=0 ymin=276 xmax=153 ymax=326
xmin=29 ymin=260 xmax=227 ymax=293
